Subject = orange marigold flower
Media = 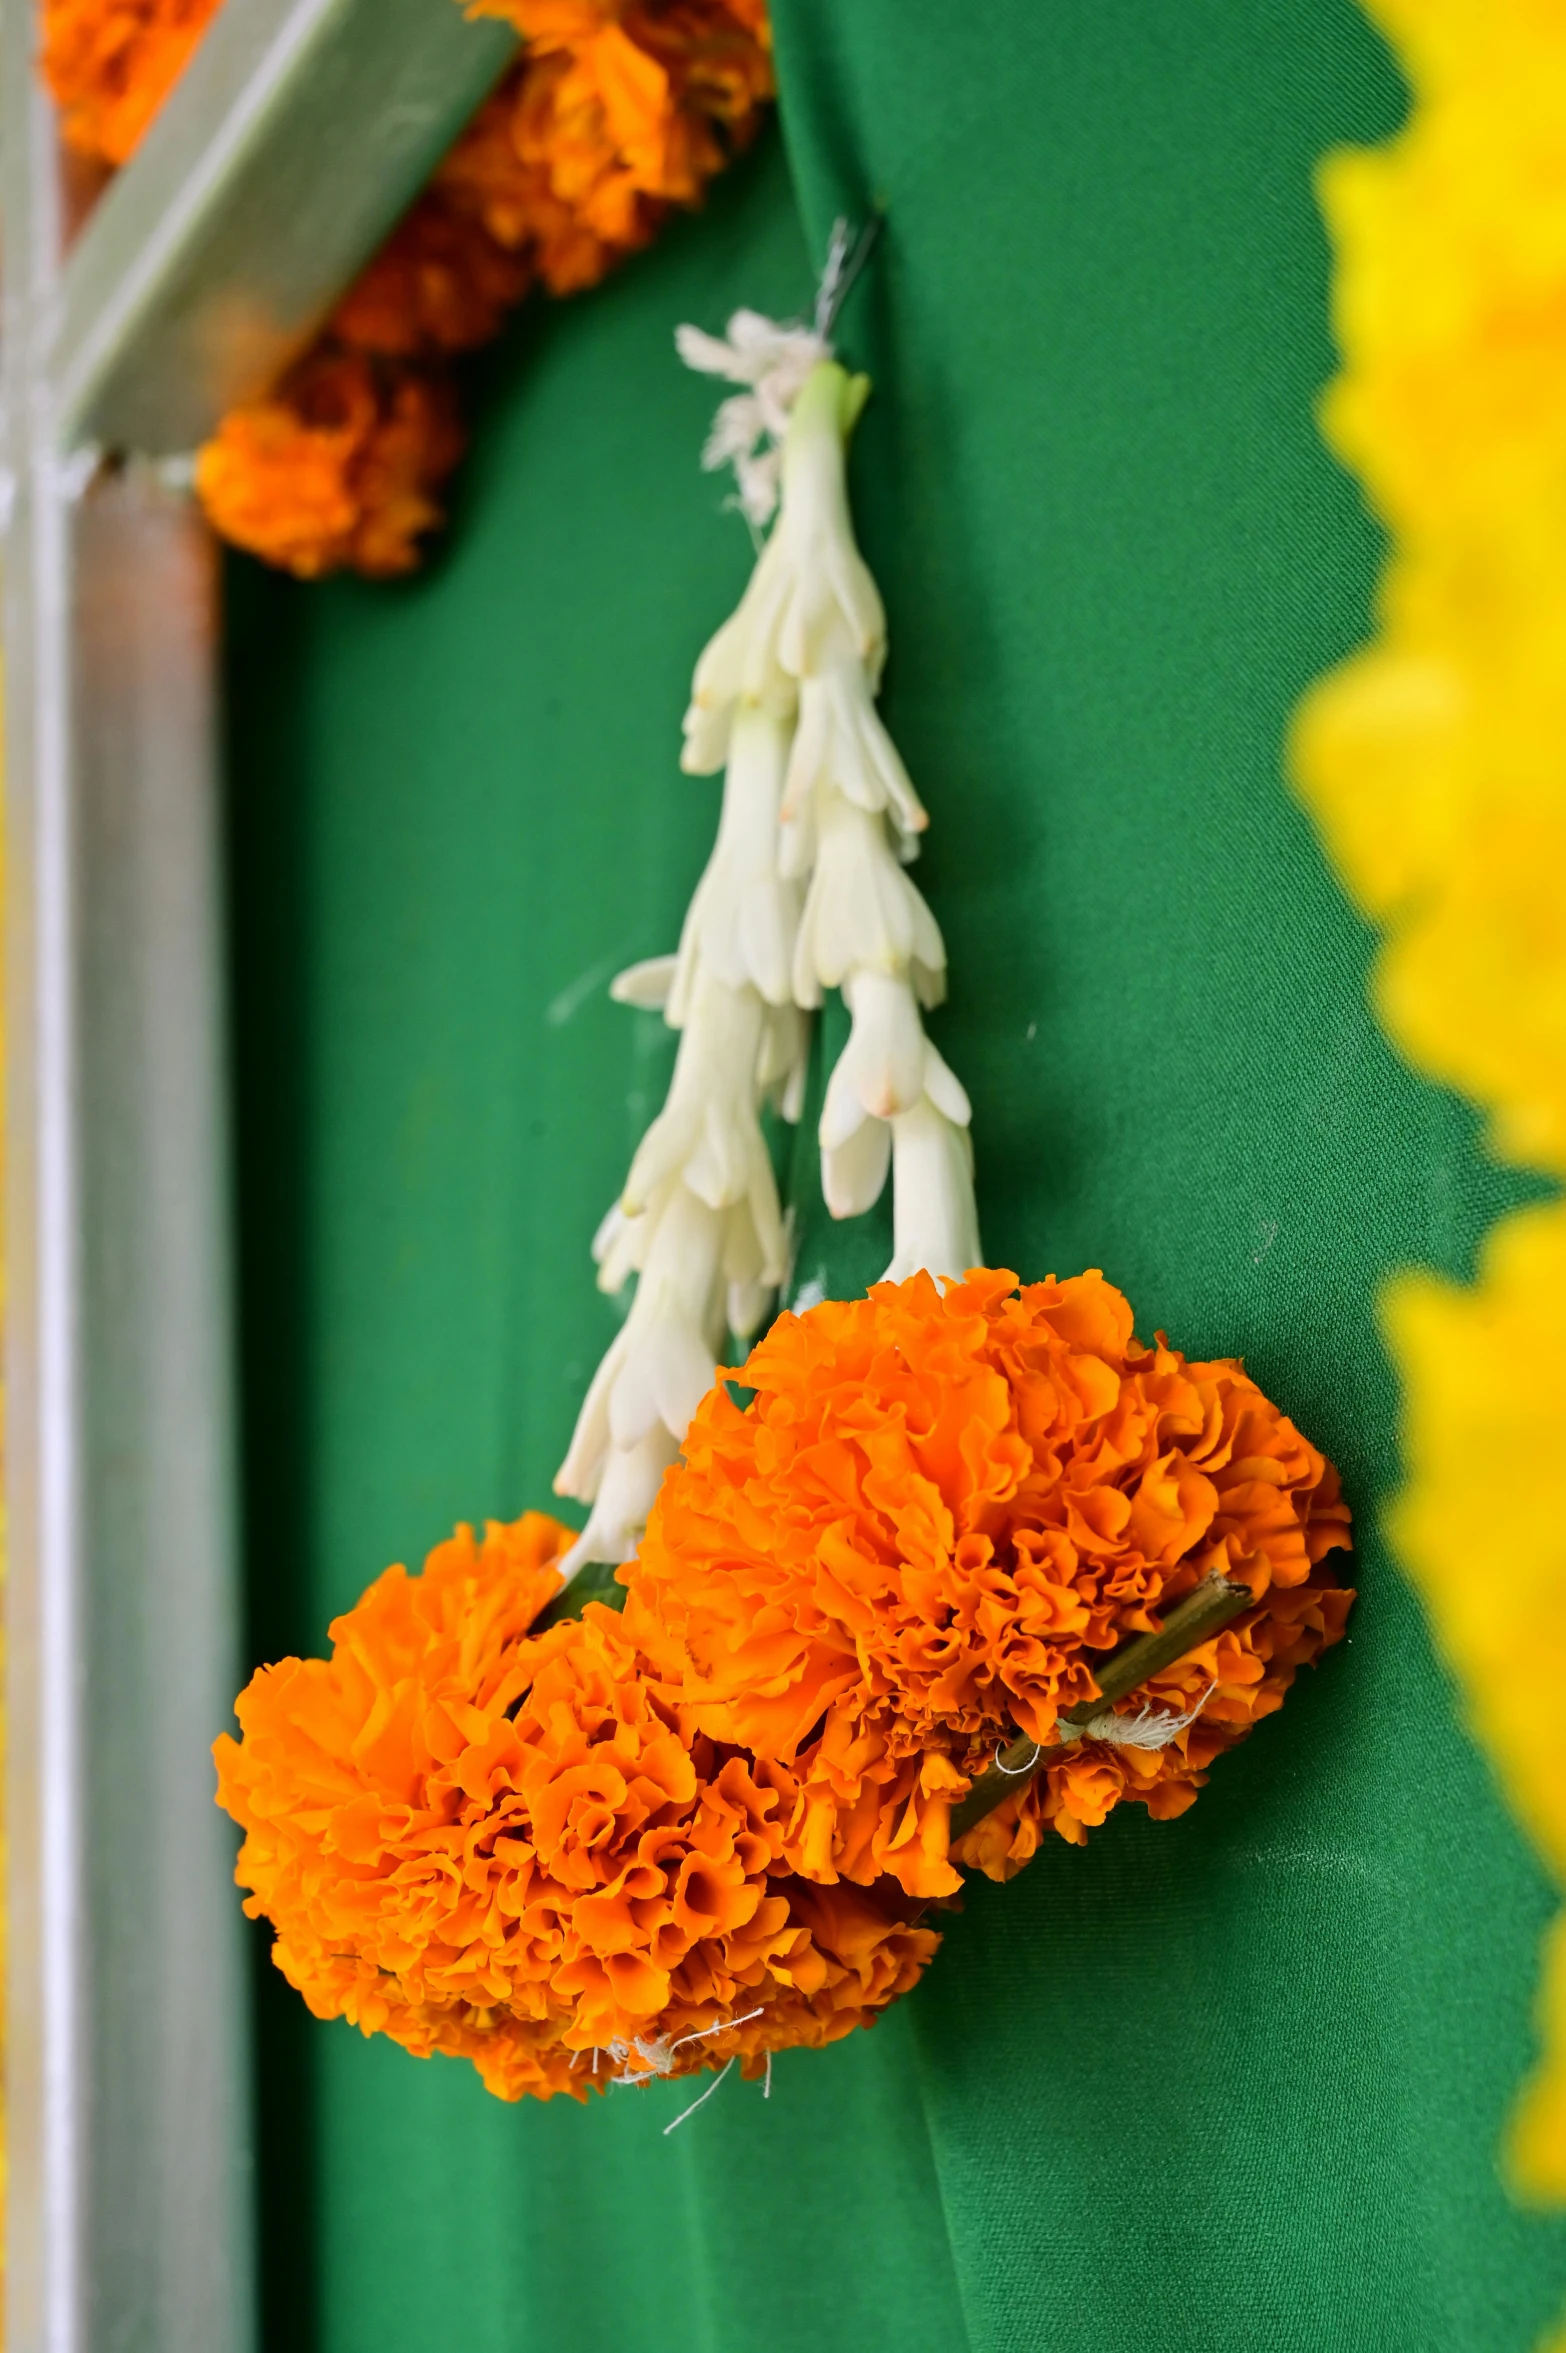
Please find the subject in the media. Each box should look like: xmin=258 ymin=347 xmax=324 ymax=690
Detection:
xmin=215 ymin=1511 xmax=935 ymax=2101
xmin=434 ymin=74 xmax=630 ymax=296
xmin=194 ymin=351 xmax=465 ymax=580
xmin=721 ymin=1877 xmax=937 ymax=2072
xmin=624 ymin=1268 xmax=1354 ymax=1900
xmin=330 ymin=189 xmax=534 ymax=357
xmin=458 ymin=1 xmax=774 ymax=291
xmin=41 ymin=0 xmax=221 ymax=165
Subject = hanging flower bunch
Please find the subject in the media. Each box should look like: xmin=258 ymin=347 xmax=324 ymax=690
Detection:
xmin=215 ymin=264 xmax=1354 ymax=2106
xmin=213 ymin=270 xmax=1344 ymax=2098
xmin=39 ymin=0 xmax=774 ymax=575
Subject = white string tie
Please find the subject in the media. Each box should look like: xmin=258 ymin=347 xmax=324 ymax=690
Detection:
xmin=663 ymin=2057 xmax=736 ymax=2135
xmin=1061 ymin=1682 xmax=1218 ymax=1752
xmin=605 ymin=2006 xmax=765 ymax=2086
xmin=676 ymin=217 xmax=879 ymax=527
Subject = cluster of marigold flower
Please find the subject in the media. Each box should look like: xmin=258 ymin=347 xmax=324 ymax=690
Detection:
xmin=214 ymin=1265 xmax=1353 ymax=2103
xmin=41 ymin=0 xmax=774 ymax=575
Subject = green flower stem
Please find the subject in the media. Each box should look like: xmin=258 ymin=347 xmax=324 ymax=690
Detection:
xmin=947 ymin=1572 xmax=1253 ymax=1844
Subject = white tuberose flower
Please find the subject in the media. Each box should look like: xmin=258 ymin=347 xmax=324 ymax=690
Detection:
xmin=561 ymin=310 xmax=985 ymax=1575
xmin=555 ymin=1178 xmax=726 ymax=1572
xmin=622 ymin=964 xmax=786 ymax=1283
xmin=784 ymin=659 xmax=927 ymax=852
xmin=819 ymin=969 xmax=972 ymax=1220
xmin=884 ymin=1099 xmax=982 ymax=1285
xmin=670 ymin=705 xmax=800 ymax=1012
xmin=790 ymin=789 xmax=946 ymax=1008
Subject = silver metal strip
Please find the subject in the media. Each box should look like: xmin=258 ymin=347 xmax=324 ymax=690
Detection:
xmin=70 ymin=465 xmax=256 ymax=2353
xmin=3 ymin=30 xmax=87 ymax=2351
xmin=4 ymin=0 xmax=526 ymax=2337
xmin=52 ymin=0 xmax=517 ymax=454
xmin=0 ymin=0 xmax=310 ymax=2343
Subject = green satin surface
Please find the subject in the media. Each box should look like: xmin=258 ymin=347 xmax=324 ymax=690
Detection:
xmin=225 ymin=5 xmax=1566 ymax=2345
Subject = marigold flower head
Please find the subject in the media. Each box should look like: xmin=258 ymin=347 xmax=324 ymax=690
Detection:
xmin=458 ymin=1 xmax=773 ymax=292
xmin=330 ymin=190 xmax=534 ymax=357
xmin=625 ymin=1268 xmax=1354 ymax=1899
xmin=41 ymin=0 xmax=221 ymax=165
xmin=215 ymin=1509 xmax=935 ymax=2101
xmin=194 ymin=351 xmax=464 ymax=580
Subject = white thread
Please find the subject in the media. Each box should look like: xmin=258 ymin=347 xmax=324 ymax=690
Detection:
xmin=763 ymin=2053 xmax=772 ymax=2101
xmin=676 ymin=217 xmax=878 ymax=527
xmin=666 ymin=2007 xmax=763 ymax=2060
xmin=1060 ymin=1682 xmax=1217 ymax=1752
xmin=993 ymin=1740 xmax=1042 ymax=1777
xmin=813 ymin=215 xmax=880 ymax=340
xmin=607 ymin=2006 xmax=764 ymax=2086
xmin=663 ymin=2057 xmax=735 ymax=2135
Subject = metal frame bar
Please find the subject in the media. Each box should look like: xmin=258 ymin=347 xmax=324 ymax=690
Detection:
xmin=55 ymin=0 xmax=515 ymax=452
xmin=1 ymin=1 xmax=518 ymax=2343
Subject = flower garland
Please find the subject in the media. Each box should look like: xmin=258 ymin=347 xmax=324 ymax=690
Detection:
xmin=215 ymin=278 xmax=1355 ymax=2107
xmin=40 ymin=0 xmax=774 ymax=575
xmin=1291 ymin=0 xmax=1566 ymax=2293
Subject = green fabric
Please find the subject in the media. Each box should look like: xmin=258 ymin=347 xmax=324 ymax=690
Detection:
xmin=224 ymin=4 xmax=1566 ymax=2346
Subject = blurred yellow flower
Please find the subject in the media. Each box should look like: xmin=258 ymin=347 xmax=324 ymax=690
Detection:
xmin=1292 ymin=0 xmax=1566 ymax=2263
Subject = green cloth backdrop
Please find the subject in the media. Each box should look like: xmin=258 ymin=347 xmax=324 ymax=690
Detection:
xmin=224 ymin=2 xmax=1566 ymax=2344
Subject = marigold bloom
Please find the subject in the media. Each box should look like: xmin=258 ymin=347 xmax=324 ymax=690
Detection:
xmin=41 ymin=0 xmax=221 ymax=164
xmin=331 ymin=191 xmax=534 ymax=357
xmin=215 ymin=1509 xmax=934 ymax=2101
xmin=625 ymin=1268 xmax=1353 ymax=1899
xmin=447 ymin=1 xmax=773 ymax=295
xmin=194 ymin=352 xmax=464 ymax=580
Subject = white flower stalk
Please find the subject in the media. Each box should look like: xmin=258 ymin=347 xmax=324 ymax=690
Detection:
xmin=557 ymin=262 xmax=978 ymax=1574
xmin=688 ymin=351 xmax=981 ymax=1285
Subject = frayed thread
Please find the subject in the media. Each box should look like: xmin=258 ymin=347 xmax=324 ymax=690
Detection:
xmin=1062 ymin=1682 xmax=1217 ymax=1752
xmin=605 ymin=2006 xmax=764 ymax=2086
xmin=676 ymin=217 xmax=879 ymax=527
xmin=664 ymin=2057 xmax=735 ymax=2134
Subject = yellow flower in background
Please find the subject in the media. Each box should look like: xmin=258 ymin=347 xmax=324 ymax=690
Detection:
xmin=0 ymin=657 xmax=7 ymax=2336
xmin=1385 ymin=1211 xmax=1566 ymax=2002
xmin=1292 ymin=0 xmax=1566 ymax=2284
